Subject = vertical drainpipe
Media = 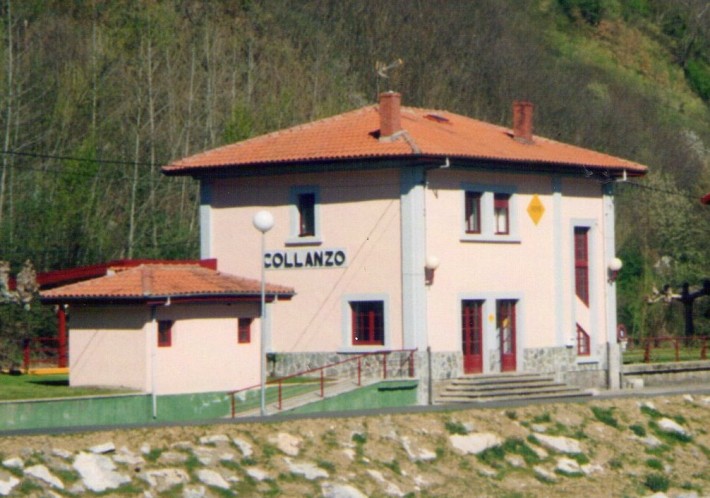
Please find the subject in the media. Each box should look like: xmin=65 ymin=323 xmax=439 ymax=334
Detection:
xmin=150 ymin=304 xmax=158 ymax=419
xmin=57 ymin=305 xmax=68 ymax=368
xmin=603 ymin=182 xmax=620 ymax=390
xmin=200 ymin=181 xmax=213 ymax=259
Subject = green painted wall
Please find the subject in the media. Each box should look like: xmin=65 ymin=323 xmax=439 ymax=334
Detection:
xmin=287 ymin=380 xmax=418 ymax=415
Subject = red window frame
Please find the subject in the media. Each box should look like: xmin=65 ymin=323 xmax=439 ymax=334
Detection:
xmin=158 ymin=320 xmax=173 ymax=348
xmin=351 ymin=301 xmax=384 ymax=345
xmin=577 ymin=324 xmax=590 ymax=356
xmin=465 ymin=192 xmax=482 ymax=234
xmin=494 ymin=193 xmax=510 ymax=235
xmin=238 ymin=318 xmax=252 ymax=344
xmin=297 ymin=192 xmax=316 ymax=237
xmin=574 ymin=227 xmax=590 ymax=306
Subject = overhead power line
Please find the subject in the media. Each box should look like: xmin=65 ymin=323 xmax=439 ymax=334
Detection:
xmin=1 ymin=149 xmax=166 ymax=167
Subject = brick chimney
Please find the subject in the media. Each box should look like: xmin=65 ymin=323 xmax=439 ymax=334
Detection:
xmin=379 ymin=91 xmax=402 ymax=140
xmin=513 ymin=101 xmax=534 ymax=144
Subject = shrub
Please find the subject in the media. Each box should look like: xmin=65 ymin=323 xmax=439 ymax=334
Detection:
xmin=644 ymin=473 xmax=670 ymax=492
xmin=591 ymin=406 xmax=620 ymax=428
xmin=646 ymin=458 xmax=663 ymax=470
xmin=445 ymin=420 xmax=469 ymax=435
xmin=629 ymin=424 xmax=646 ymax=437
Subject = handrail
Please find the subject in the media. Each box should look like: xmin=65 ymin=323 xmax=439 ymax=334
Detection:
xmin=228 ymin=348 xmax=417 ymax=417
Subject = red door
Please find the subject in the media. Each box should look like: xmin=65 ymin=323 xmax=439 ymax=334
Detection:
xmin=498 ymin=300 xmax=516 ymax=372
xmin=462 ymin=300 xmax=483 ymax=374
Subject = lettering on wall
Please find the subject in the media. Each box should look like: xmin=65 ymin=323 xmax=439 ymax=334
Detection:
xmin=264 ymin=249 xmax=347 ymax=269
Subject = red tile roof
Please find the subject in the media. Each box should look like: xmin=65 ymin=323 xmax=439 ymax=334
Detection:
xmin=40 ymin=264 xmax=294 ymax=303
xmin=163 ymin=103 xmax=647 ymax=176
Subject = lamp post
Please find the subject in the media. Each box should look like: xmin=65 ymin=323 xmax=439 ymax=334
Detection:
xmin=253 ymin=210 xmax=274 ymax=416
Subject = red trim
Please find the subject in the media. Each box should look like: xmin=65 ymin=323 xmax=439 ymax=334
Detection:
xmin=57 ymin=306 xmax=68 ymax=368
xmin=158 ymin=320 xmax=173 ymax=347
xmin=577 ymin=324 xmax=590 ymax=356
xmin=238 ymin=318 xmax=252 ymax=344
xmin=574 ymin=227 xmax=590 ymax=306
xmin=465 ymin=192 xmax=481 ymax=234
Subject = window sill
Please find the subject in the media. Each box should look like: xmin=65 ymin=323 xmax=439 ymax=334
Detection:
xmin=285 ymin=236 xmax=323 ymax=247
xmin=460 ymin=234 xmax=521 ymax=244
xmin=337 ymin=346 xmax=388 ymax=354
xmin=576 ymin=356 xmax=599 ymax=365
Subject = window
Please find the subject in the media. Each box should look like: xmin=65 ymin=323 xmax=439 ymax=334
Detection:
xmin=574 ymin=227 xmax=590 ymax=306
xmin=494 ymin=194 xmax=510 ymax=235
xmin=351 ymin=301 xmax=384 ymax=345
xmin=577 ymin=324 xmax=590 ymax=356
xmin=461 ymin=185 xmax=518 ymax=242
xmin=297 ymin=193 xmax=315 ymax=237
xmin=465 ymin=192 xmax=481 ymax=234
xmin=288 ymin=186 xmax=320 ymax=244
xmin=158 ymin=320 xmax=172 ymax=348
xmin=238 ymin=318 xmax=252 ymax=344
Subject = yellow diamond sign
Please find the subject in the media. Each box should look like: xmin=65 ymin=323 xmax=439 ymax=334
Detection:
xmin=527 ymin=195 xmax=545 ymax=225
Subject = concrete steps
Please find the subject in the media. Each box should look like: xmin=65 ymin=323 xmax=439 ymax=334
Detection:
xmin=435 ymin=372 xmax=593 ymax=404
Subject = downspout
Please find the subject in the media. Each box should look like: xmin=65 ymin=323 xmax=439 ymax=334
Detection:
xmin=149 ymin=297 xmax=171 ymax=419
xmin=150 ymin=304 xmax=157 ymax=419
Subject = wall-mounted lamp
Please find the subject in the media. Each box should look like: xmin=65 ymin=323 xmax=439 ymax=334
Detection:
xmin=425 ymin=255 xmax=440 ymax=285
xmin=608 ymin=257 xmax=623 ymax=283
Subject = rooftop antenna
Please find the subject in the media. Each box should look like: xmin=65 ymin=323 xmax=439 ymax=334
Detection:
xmin=375 ymin=59 xmax=404 ymax=96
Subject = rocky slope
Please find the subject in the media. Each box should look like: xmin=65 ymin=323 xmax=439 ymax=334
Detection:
xmin=1 ymin=394 xmax=709 ymax=497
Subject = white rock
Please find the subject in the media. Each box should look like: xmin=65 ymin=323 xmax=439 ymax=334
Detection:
xmin=284 ymin=457 xmax=329 ymax=480
xmin=1 ymin=458 xmax=23 ymax=470
xmin=401 ymin=436 xmax=436 ymax=462
xmin=639 ymin=401 xmax=656 ymax=411
xmin=555 ymin=457 xmax=582 ymax=475
xmin=25 ymin=464 xmax=65 ymax=489
xmin=52 ymin=448 xmax=73 ymax=460
xmin=113 ymin=447 xmax=145 ymax=466
xmin=449 ymin=433 xmax=502 ymax=455
xmin=533 ymin=434 xmax=583 ymax=454
xmin=505 ymin=454 xmax=525 ymax=468
xmin=0 ymin=476 xmax=20 ymax=496
xmin=342 ymin=448 xmax=356 ymax=461
xmin=140 ymin=443 xmax=151 ymax=455
xmin=73 ymin=452 xmax=130 ymax=493
xmin=197 ymin=469 xmax=230 ymax=490
xmin=158 ymin=451 xmax=189 ymax=465
xmin=270 ymin=432 xmax=302 ymax=456
xmin=321 ymin=482 xmax=368 ymax=498
xmin=193 ymin=447 xmax=216 ymax=466
xmin=476 ymin=464 xmax=497 ymax=477
xmin=141 ymin=468 xmax=190 ymax=493
xmin=530 ymin=424 xmax=547 ymax=433
xmin=232 ymin=437 xmax=253 ymax=458
xmin=529 ymin=445 xmax=548 ymax=459
xmin=68 ymin=482 xmax=86 ymax=495
xmin=199 ymin=434 xmax=230 ymax=445
xmin=171 ymin=441 xmax=193 ymax=450
xmin=533 ymin=465 xmax=557 ymax=482
xmin=219 ymin=452 xmax=235 ymax=462
xmin=246 ymin=467 xmax=270 ymax=481
xmin=644 ymin=493 xmax=668 ymax=498
xmin=581 ymin=463 xmax=604 ymax=475
xmin=683 ymin=394 xmax=694 ymax=402
xmin=89 ymin=442 xmax=116 ymax=454
xmin=182 ymin=485 xmax=207 ymax=498
xmin=657 ymin=418 xmax=689 ymax=436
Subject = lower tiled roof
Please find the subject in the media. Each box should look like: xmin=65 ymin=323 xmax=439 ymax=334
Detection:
xmin=40 ymin=264 xmax=294 ymax=302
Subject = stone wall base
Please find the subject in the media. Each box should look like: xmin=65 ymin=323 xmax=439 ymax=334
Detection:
xmin=523 ymin=344 xmax=610 ymax=389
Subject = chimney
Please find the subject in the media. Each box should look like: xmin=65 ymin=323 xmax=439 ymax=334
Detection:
xmin=513 ymin=101 xmax=534 ymax=144
xmin=379 ymin=91 xmax=402 ymax=140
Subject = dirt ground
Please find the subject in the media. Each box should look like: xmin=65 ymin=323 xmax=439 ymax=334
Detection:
xmin=1 ymin=394 xmax=709 ymax=497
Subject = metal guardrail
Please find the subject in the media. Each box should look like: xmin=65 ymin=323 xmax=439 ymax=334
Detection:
xmin=227 ymin=348 xmax=417 ymax=417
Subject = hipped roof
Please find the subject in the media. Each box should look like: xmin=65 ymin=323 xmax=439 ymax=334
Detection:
xmin=163 ymin=104 xmax=647 ymax=176
xmin=40 ymin=264 xmax=294 ymax=304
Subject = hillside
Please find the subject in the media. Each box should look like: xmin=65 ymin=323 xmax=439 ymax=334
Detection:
xmin=0 ymin=0 xmax=708 ymax=342
xmin=1 ymin=393 xmax=710 ymax=496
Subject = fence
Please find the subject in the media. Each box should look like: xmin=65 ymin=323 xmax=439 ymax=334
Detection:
xmin=623 ymin=336 xmax=709 ymax=364
xmin=21 ymin=337 xmax=65 ymax=372
xmin=228 ymin=349 xmax=417 ymax=417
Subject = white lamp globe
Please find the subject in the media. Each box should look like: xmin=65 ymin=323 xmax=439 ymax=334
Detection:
xmin=252 ymin=210 xmax=274 ymax=233
xmin=608 ymin=257 xmax=623 ymax=272
xmin=425 ymin=255 xmax=440 ymax=271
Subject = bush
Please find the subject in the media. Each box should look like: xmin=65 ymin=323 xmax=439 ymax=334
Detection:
xmin=686 ymin=60 xmax=710 ymax=101
xmin=644 ymin=473 xmax=670 ymax=492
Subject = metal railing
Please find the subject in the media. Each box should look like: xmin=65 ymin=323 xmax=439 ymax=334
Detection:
xmin=623 ymin=336 xmax=709 ymax=363
xmin=227 ymin=348 xmax=417 ymax=417
xmin=21 ymin=337 xmax=63 ymax=372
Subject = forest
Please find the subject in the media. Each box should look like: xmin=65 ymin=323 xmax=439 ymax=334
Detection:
xmin=0 ymin=0 xmax=708 ymax=351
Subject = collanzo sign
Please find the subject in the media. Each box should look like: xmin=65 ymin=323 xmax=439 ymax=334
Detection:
xmin=264 ymin=249 xmax=347 ymax=269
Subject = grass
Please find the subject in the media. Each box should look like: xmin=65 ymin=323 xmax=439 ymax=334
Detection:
xmin=591 ymin=406 xmax=621 ymax=429
xmin=0 ymin=373 xmax=131 ymax=401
